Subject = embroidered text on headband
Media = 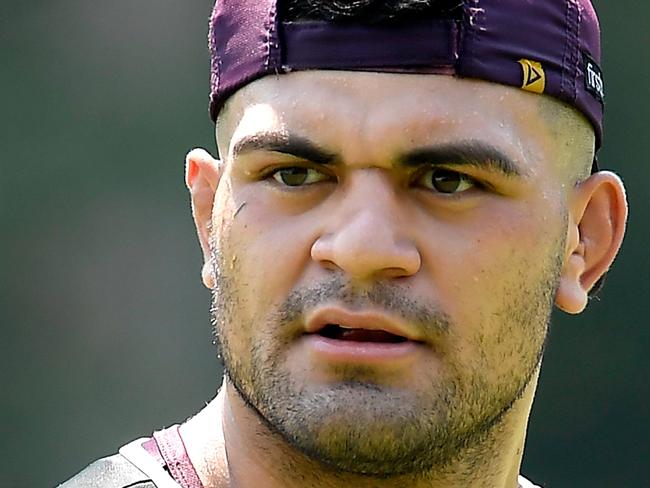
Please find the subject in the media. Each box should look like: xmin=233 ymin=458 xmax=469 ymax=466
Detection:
xmin=208 ymin=0 xmax=605 ymax=152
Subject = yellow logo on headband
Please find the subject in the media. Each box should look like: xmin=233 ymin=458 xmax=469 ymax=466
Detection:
xmin=518 ymin=59 xmax=546 ymax=94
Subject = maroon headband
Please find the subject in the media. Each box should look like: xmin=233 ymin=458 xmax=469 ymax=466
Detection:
xmin=208 ymin=0 xmax=605 ymax=149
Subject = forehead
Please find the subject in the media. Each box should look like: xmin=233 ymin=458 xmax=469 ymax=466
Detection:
xmin=218 ymin=71 xmax=564 ymax=168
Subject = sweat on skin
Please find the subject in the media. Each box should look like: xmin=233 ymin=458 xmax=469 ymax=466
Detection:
xmin=179 ymin=71 xmax=627 ymax=488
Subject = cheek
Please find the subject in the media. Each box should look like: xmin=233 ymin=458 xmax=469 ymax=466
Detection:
xmin=412 ymin=203 xmax=564 ymax=390
xmin=420 ymin=199 xmax=565 ymax=335
xmin=217 ymin=185 xmax=318 ymax=328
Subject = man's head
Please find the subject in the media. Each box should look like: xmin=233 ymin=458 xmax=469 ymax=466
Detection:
xmin=186 ymin=0 xmax=627 ymax=480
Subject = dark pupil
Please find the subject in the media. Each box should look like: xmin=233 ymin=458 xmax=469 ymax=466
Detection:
xmin=431 ymin=169 xmax=461 ymax=193
xmin=279 ymin=167 xmax=308 ymax=186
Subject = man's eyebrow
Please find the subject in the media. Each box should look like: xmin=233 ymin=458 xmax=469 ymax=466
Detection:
xmin=231 ymin=132 xmax=337 ymax=166
xmin=398 ymin=141 xmax=525 ymax=178
xmin=232 ymin=135 xmax=524 ymax=177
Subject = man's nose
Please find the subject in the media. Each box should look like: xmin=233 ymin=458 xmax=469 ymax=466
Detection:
xmin=311 ymin=174 xmax=421 ymax=281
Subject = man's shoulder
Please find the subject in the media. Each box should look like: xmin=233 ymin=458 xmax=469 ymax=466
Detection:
xmin=57 ymin=452 xmax=155 ymax=488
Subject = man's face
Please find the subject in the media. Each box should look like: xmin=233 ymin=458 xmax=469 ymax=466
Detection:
xmin=208 ymin=72 xmax=584 ymax=475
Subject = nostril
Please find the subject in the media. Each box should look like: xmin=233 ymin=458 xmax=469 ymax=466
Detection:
xmin=319 ymin=259 xmax=339 ymax=272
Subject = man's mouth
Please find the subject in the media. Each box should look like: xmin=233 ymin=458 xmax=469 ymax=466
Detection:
xmin=316 ymin=323 xmax=409 ymax=343
xmin=302 ymin=308 xmax=424 ymax=365
xmin=304 ymin=307 xmax=423 ymax=343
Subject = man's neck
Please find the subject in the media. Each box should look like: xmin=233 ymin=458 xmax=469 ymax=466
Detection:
xmin=181 ymin=377 xmax=537 ymax=488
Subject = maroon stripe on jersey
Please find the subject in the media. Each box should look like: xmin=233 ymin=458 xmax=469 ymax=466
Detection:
xmin=152 ymin=425 xmax=205 ymax=488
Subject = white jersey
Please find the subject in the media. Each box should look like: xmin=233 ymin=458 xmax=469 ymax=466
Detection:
xmin=519 ymin=475 xmax=543 ymax=488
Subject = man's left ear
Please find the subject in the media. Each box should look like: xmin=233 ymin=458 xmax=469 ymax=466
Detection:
xmin=555 ymin=171 xmax=628 ymax=314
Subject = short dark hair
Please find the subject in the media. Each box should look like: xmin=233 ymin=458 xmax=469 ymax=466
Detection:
xmin=282 ymin=0 xmax=464 ymax=23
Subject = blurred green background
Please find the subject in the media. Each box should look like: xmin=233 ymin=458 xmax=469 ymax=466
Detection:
xmin=1 ymin=1 xmax=648 ymax=487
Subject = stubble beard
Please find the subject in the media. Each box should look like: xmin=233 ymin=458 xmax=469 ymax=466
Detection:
xmin=209 ymin=241 xmax=562 ymax=479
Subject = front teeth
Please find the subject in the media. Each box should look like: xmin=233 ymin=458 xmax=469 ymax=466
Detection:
xmin=331 ymin=323 xmax=355 ymax=329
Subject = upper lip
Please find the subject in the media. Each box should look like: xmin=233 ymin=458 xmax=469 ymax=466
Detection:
xmin=304 ymin=306 xmax=424 ymax=342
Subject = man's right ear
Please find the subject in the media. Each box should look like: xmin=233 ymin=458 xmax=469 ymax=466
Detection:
xmin=185 ymin=148 xmax=222 ymax=289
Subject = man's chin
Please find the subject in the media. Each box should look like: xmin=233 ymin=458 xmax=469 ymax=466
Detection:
xmin=231 ymin=375 xmax=458 ymax=476
xmin=269 ymin=404 xmax=455 ymax=477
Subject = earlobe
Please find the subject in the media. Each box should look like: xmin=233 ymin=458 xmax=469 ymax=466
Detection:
xmin=555 ymin=237 xmax=588 ymax=314
xmin=185 ymin=148 xmax=222 ymax=289
xmin=202 ymin=261 xmax=216 ymax=290
xmin=555 ymin=171 xmax=628 ymax=314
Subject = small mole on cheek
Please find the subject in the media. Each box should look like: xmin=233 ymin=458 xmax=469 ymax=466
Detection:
xmin=234 ymin=201 xmax=247 ymax=218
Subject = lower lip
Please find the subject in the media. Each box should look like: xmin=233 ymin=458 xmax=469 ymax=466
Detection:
xmin=303 ymin=334 xmax=422 ymax=364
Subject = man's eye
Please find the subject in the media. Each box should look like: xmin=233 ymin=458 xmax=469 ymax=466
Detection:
xmin=271 ymin=167 xmax=329 ymax=187
xmin=417 ymin=168 xmax=476 ymax=194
